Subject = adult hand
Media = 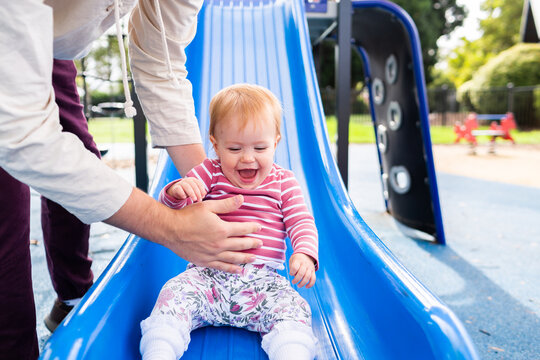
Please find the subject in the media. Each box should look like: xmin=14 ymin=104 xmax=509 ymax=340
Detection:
xmin=169 ymin=195 xmax=263 ymax=273
xmin=105 ymin=188 xmax=262 ymax=273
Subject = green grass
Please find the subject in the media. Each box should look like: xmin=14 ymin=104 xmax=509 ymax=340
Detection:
xmin=88 ymin=116 xmax=540 ymax=145
xmin=88 ymin=117 xmax=138 ymax=143
xmin=325 ymin=116 xmax=540 ymax=145
xmin=430 ymin=126 xmax=540 ymax=144
xmin=325 ymin=115 xmax=375 ymax=143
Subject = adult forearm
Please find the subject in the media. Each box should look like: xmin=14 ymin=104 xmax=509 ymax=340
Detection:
xmin=128 ymin=0 xmax=204 ymax=149
xmin=105 ymin=188 xmax=264 ymax=273
xmin=166 ymin=144 xmax=206 ymax=176
xmin=104 ymin=187 xmax=173 ymax=246
xmin=0 ymin=1 xmax=133 ymax=224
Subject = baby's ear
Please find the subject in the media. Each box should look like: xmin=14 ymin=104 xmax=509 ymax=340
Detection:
xmin=209 ymin=135 xmax=217 ymax=149
xmin=274 ymin=134 xmax=281 ymax=147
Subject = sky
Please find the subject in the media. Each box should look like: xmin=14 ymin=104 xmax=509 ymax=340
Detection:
xmin=435 ymin=0 xmax=486 ymax=67
xmin=437 ymin=0 xmax=485 ymax=54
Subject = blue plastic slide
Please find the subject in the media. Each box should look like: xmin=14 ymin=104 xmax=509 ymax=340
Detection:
xmin=42 ymin=0 xmax=479 ymax=358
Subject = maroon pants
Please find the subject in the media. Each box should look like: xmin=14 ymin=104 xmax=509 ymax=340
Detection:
xmin=0 ymin=60 xmax=98 ymax=359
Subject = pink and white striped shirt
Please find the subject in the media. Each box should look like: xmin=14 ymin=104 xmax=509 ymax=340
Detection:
xmin=160 ymin=158 xmax=318 ymax=269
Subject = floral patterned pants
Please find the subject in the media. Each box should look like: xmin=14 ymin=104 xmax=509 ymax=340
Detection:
xmin=149 ymin=263 xmax=312 ymax=334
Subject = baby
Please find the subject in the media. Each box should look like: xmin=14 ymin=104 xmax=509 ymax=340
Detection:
xmin=140 ymin=84 xmax=319 ymax=359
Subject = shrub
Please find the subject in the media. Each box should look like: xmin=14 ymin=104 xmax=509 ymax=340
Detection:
xmin=468 ymin=43 xmax=540 ymax=126
xmin=456 ymin=80 xmax=475 ymax=112
xmin=472 ymin=43 xmax=540 ymax=89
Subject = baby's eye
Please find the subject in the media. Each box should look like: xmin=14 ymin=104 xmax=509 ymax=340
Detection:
xmin=228 ymin=147 xmax=241 ymax=152
xmin=255 ymin=147 xmax=268 ymax=151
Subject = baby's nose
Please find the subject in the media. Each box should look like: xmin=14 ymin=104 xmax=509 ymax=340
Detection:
xmin=241 ymin=152 xmax=255 ymax=162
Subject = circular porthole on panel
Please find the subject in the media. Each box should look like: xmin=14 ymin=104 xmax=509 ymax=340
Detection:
xmin=387 ymin=101 xmax=402 ymax=131
xmin=382 ymin=173 xmax=389 ymax=200
xmin=389 ymin=165 xmax=411 ymax=195
xmin=385 ymin=54 xmax=398 ymax=84
xmin=377 ymin=124 xmax=388 ymax=154
xmin=372 ymin=78 xmax=385 ymax=105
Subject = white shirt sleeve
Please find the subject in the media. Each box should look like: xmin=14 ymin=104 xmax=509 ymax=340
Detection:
xmin=128 ymin=0 xmax=203 ymax=148
xmin=0 ymin=0 xmax=133 ymax=224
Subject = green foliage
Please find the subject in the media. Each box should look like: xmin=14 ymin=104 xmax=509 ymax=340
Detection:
xmin=456 ymin=80 xmax=475 ymax=111
xmin=472 ymin=43 xmax=540 ymax=88
xmin=74 ymin=31 xmax=131 ymax=105
xmin=446 ymin=39 xmax=496 ymax=87
xmin=89 ymin=90 xmax=125 ymax=106
xmin=316 ymin=0 xmax=465 ymax=89
xmin=429 ymin=67 xmax=455 ymax=88
xmin=443 ymin=0 xmax=524 ymax=87
xmin=315 ymin=41 xmax=366 ymax=90
xmin=468 ymin=43 xmax=540 ymax=117
xmin=479 ymin=0 xmax=524 ymax=54
xmin=535 ymin=88 xmax=540 ymax=113
xmin=392 ymin=0 xmax=465 ymax=84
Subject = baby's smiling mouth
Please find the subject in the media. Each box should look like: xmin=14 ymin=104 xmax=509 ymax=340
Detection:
xmin=238 ymin=169 xmax=258 ymax=180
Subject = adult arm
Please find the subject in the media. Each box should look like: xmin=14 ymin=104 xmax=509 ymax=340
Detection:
xmin=105 ymin=188 xmax=261 ymax=272
xmin=128 ymin=0 xmax=204 ymax=150
xmin=167 ymin=144 xmax=206 ymax=176
xmin=0 ymin=0 xmax=132 ymax=223
xmin=129 ymin=0 xmax=207 ymax=176
xmin=0 ymin=1 xmax=260 ymax=273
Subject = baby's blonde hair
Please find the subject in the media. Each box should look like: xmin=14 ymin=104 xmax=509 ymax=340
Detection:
xmin=209 ymin=84 xmax=282 ymax=138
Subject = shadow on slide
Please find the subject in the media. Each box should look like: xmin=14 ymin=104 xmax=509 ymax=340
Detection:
xmin=42 ymin=0 xmax=478 ymax=358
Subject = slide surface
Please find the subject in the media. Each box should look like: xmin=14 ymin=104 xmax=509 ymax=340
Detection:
xmin=42 ymin=0 xmax=478 ymax=358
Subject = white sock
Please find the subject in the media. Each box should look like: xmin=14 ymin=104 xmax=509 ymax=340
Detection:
xmin=141 ymin=339 xmax=177 ymax=360
xmin=271 ymin=342 xmax=312 ymax=360
xmin=262 ymin=321 xmax=318 ymax=360
xmin=140 ymin=317 xmax=190 ymax=360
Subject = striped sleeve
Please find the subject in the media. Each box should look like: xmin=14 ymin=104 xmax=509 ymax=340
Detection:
xmin=158 ymin=179 xmax=192 ymax=209
xmin=281 ymin=171 xmax=319 ymax=270
xmin=158 ymin=159 xmax=215 ymax=209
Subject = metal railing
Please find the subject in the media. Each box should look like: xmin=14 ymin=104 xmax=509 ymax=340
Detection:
xmin=428 ymin=84 xmax=540 ymax=129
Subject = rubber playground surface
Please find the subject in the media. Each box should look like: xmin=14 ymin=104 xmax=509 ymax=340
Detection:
xmin=31 ymin=142 xmax=539 ymax=359
xmin=432 ymin=143 xmax=540 ymax=188
xmin=349 ymin=143 xmax=540 ymax=359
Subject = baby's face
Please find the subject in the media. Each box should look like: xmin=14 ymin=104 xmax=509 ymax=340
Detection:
xmin=211 ymin=112 xmax=279 ymax=189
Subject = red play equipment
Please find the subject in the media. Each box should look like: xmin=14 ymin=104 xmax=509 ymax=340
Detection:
xmin=454 ymin=112 xmax=516 ymax=153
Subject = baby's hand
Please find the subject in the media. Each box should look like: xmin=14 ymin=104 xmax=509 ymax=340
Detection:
xmin=166 ymin=178 xmax=207 ymax=203
xmin=289 ymin=253 xmax=316 ymax=288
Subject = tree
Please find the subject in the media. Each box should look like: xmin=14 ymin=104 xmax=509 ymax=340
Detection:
xmin=469 ymin=44 xmax=540 ymax=126
xmin=443 ymin=0 xmax=525 ymax=87
xmin=392 ymin=0 xmax=466 ymax=84
xmin=446 ymin=38 xmax=495 ymax=87
xmin=74 ymin=23 xmax=131 ymax=107
xmin=479 ymin=0 xmax=524 ymax=54
xmin=315 ymin=0 xmax=465 ymax=89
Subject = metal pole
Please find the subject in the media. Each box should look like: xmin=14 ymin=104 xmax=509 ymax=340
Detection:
xmin=507 ymin=82 xmax=514 ymax=113
xmin=336 ymin=0 xmax=352 ymax=188
xmin=81 ymin=58 xmax=89 ymax=119
xmin=441 ymin=84 xmax=448 ymax=126
xmin=131 ymin=85 xmax=149 ymax=192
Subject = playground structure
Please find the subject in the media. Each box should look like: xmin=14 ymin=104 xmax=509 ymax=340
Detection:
xmin=454 ymin=112 xmax=517 ymax=154
xmin=41 ymin=0 xmax=479 ymax=359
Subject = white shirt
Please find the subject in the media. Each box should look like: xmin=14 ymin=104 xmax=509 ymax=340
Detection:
xmin=0 ymin=0 xmax=202 ymax=224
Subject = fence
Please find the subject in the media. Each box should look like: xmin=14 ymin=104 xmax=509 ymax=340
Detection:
xmin=428 ymin=85 xmax=540 ymax=129
xmin=319 ymin=86 xmax=371 ymax=123
xmin=319 ymin=85 xmax=540 ymax=129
